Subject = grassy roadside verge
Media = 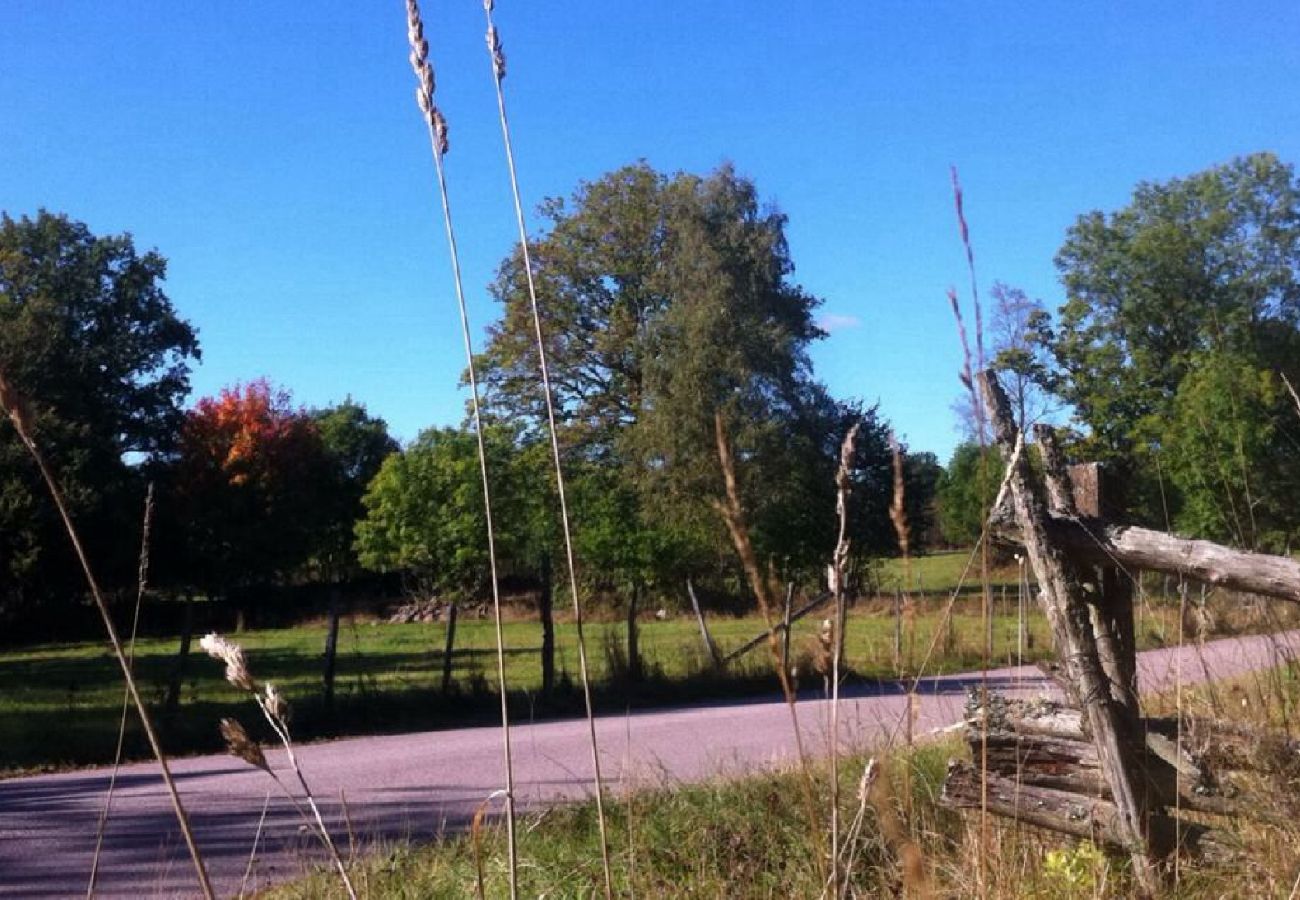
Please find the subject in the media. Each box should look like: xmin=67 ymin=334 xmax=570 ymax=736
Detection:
xmin=268 ymin=664 xmax=1300 ymax=900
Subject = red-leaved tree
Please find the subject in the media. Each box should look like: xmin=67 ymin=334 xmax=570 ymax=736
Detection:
xmin=171 ymin=380 xmax=331 ymax=606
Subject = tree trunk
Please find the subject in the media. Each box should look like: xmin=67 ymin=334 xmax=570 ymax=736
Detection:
xmin=441 ymin=599 xmax=458 ymax=694
xmin=165 ymin=595 xmax=194 ymax=715
xmin=979 ymin=371 xmax=1164 ymax=895
xmin=322 ymin=588 xmax=341 ymax=713
xmin=626 ymin=579 xmax=642 ymax=683
xmin=539 ymin=557 xmax=555 ymax=696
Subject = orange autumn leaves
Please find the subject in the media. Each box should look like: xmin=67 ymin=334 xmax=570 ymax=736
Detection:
xmin=181 ymin=379 xmax=322 ymax=491
xmin=175 ymin=379 xmax=333 ymax=586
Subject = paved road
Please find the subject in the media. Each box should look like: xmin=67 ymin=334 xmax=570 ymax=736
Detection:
xmin=2 ymin=631 xmax=1296 ymax=898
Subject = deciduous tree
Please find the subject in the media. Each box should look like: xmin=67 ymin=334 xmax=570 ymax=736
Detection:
xmin=1046 ymin=152 xmax=1300 ymax=527
xmin=172 ymin=380 xmax=331 ymax=608
xmin=0 ymin=211 xmax=198 ymax=619
xmin=1050 ymin=153 xmax=1300 ymax=462
xmin=309 ymin=399 xmax=399 ymax=579
xmin=936 ymin=441 xmax=1004 ymax=547
xmin=476 ymin=163 xmax=892 ymax=595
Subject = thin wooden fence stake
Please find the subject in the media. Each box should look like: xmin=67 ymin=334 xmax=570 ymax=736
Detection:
xmin=781 ymin=581 xmax=795 ymax=672
xmin=687 ymin=578 xmax=722 ymax=669
xmin=893 ymin=588 xmax=903 ymax=675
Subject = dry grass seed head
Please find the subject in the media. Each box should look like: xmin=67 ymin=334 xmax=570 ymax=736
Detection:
xmin=220 ymin=718 xmax=270 ymax=774
xmin=486 ymin=25 xmax=506 ymax=80
xmin=404 ymin=0 xmax=449 ymax=155
xmin=263 ymin=682 xmax=289 ymax=722
xmin=888 ymin=432 xmax=910 ymax=559
xmin=199 ymin=632 xmax=257 ymax=692
xmin=0 ymin=366 xmax=34 ymax=439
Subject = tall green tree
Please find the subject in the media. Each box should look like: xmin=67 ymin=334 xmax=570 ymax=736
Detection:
xmin=935 ymin=442 xmax=1004 ymax=547
xmin=354 ymin=426 xmax=528 ymax=596
xmin=1046 ymin=152 xmax=1300 ymax=527
xmin=477 ymin=163 xmax=887 ymax=593
xmin=901 ymin=450 xmax=943 ymax=551
xmin=1160 ymin=350 xmax=1299 ymax=549
xmin=0 ymin=211 xmax=199 ymax=618
xmin=309 ymin=399 xmax=399 ymax=579
xmin=1050 ymin=153 xmax=1300 ymax=462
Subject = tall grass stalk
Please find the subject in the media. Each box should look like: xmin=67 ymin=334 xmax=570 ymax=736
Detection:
xmin=948 ymin=165 xmax=993 ymax=897
xmin=886 ymin=434 xmax=916 ymax=826
xmin=201 ymin=634 xmax=357 ymax=898
xmin=711 ymin=411 xmax=826 ymax=877
xmin=238 ymin=790 xmax=273 ymax=900
xmin=477 ymin=2 xmax=612 ymax=895
xmin=87 ymin=482 xmax=155 ymax=898
xmin=1283 ymin=372 xmax=1300 ymax=420
xmin=403 ymin=2 xmax=520 ymax=894
xmin=827 ymin=423 xmax=859 ymax=897
xmin=0 ymin=369 xmax=215 ymax=900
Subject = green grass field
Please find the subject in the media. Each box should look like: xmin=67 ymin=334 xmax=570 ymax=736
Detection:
xmin=876 ymin=547 xmax=1022 ymax=593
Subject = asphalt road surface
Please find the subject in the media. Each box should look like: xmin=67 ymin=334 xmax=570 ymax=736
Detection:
xmin=2 ymin=630 xmax=1296 ymax=898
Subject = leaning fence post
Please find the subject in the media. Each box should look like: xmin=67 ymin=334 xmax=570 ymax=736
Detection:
xmin=686 ymin=578 xmax=722 ymax=669
xmin=781 ymin=582 xmax=795 ymax=672
xmin=1037 ymin=431 xmax=1140 ymax=715
xmin=980 ymin=370 xmax=1163 ymax=896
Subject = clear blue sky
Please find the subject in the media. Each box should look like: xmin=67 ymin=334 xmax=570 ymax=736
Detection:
xmin=3 ymin=2 xmax=1298 ymax=462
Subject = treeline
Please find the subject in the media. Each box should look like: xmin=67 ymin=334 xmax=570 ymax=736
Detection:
xmin=0 ymin=168 xmax=941 ymax=632
xmin=5 ymin=151 xmax=1300 ymax=631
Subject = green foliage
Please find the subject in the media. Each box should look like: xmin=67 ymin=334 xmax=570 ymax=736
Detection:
xmin=354 ymin=426 xmax=528 ymax=596
xmin=935 ymin=442 xmax=1003 ymax=546
xmin=477 ymin=162 xmax=896 ymax=593
xmin=1162 ymin=351 xmax=1297 ymax=548
xmin=0 ymin=211 xmax=198 ymax=615
xmin=1050 ymin=152 xmax=1300 ymax=463
xmin=1042 ymin=841 xmax=1107 ymax=894
xmin=1046 ymin=152 xmax=1300 ymax=531
xmin=309 ymin=399 xmax=399 ymax=577
xmin=902 ymin=450 xmax=943 ymax=551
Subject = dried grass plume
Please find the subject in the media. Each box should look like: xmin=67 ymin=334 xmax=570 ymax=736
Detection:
xmin=220 ymin=718 xmax=270 ymax=774
xmin=199 ymin=632 xmax=257 ymax=692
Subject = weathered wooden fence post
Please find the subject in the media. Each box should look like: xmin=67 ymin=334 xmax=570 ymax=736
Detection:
xmin=686 ymin=577 xmax=723 ymax=669
xmin=979 ymin=371 xmax=1164 ymax=895
xmin=539 ymin=554 xmax=556 ymax=696
xmin=441 ymin=598 xmax=458 ymax=694
xmin=322 ymin=587 xmax=342 ymax=713
xmin=1037 ymin=429 xmax=1140 ymax=714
